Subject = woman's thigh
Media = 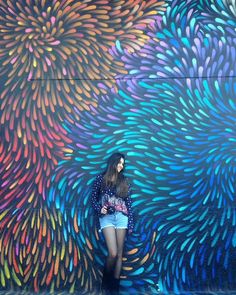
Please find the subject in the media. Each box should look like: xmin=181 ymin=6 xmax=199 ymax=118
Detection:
xmin=115 ymin=229 xmax=126 ymax=255
xmin=102 ymin=226 xmax=117 ymax=256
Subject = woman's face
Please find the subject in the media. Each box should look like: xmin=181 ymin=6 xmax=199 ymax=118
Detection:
xmin=116 ymin=157 xmax=125 ymax=173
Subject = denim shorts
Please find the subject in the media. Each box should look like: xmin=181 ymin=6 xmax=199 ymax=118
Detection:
xmin=99 ymin=211 xmax=128 ymax=231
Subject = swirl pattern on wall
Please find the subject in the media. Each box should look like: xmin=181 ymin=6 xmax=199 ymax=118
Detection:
xmin=0 ymin=0 xmax=167 ymax=207
xmin=48 ymin=0 xmax=236 ymax=293
xmin=0 ymin=0 xmax=168 ymax=293
xmin=1 ymin=0 xmax=236 ymax=293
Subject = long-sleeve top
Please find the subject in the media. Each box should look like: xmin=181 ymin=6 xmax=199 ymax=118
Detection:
xmin=91 ymin=173 xmax=134 ymax=232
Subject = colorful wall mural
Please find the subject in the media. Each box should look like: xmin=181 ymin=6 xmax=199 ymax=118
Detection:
xmin=0 ymin=0 xmax=236 ymax=293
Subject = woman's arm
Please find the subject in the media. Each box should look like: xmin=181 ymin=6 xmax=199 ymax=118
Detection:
xmin=91 ymin=174 xmax=103 ymax=216
xmin=125 ymin=184 xmax=134 ymax=233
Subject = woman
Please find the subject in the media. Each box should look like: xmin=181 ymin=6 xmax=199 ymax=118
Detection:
xmin=91 ymin=152 xmax=134 ymax=294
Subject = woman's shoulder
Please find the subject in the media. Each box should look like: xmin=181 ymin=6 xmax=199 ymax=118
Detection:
xmin=94 ymin=173 xmax=104 ymax=182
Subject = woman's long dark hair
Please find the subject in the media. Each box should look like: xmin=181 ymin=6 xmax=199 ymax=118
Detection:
xmin=103 ymin=153 xmax=129 ymax=198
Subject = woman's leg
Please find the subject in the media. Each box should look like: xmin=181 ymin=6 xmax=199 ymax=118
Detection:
xmin=102 ymin=226 xmax=118 ymax=272
xmin=101 ymin=227 xmax=118 ymax=292
xmin=114 ymin=229 xmax=126 ymax=279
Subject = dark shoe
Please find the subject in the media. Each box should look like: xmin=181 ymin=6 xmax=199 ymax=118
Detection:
xmin=101 ymin=269 xmax=112 ymax=294
xmin=111 ymin=278 xmax=120 ymax=294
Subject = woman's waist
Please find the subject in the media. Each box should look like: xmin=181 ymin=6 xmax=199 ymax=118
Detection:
xmin=106 ymin=205 xmax=128 ymax=215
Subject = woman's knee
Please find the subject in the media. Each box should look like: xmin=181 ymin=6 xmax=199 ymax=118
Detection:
xmin=116 ymin=252 xmax=123 ymax=261
xmin=108 ymin=250 xmax=118 ymax=260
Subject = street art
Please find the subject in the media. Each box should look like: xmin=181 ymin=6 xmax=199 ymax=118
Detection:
xmin=0 ymin=0 xmax=236 ymax=293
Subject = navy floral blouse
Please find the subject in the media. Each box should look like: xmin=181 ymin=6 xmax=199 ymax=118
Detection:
xmin=91 ymin=174 xmax=134 ymax=232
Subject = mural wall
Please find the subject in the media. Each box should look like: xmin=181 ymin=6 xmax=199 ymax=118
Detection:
xmin=0 ymin=0 xmax=236 ymax=293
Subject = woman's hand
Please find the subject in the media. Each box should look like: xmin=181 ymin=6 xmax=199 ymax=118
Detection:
xmin=101 ymin=206 xmax=108 ymax=215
